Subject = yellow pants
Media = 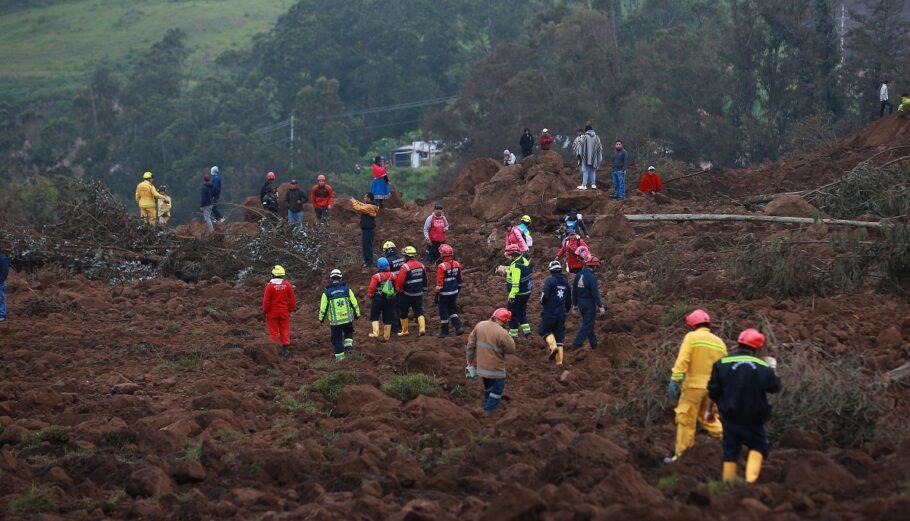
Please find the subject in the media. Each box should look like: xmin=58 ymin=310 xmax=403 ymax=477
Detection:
xmin=139 ymin=206 xmax=156 ymax=224
xmin=674 ymin=386 xmax=723 ymax=456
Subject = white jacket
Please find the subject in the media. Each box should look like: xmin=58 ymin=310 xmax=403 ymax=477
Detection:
xmin=881 ymin=83 xmax=889 ymax=102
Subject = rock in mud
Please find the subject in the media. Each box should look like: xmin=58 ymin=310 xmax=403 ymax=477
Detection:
xmin=764 ymin=195 xmax=820 ymax=218
xmin=127 ymin=465 xmax=175 ymax=497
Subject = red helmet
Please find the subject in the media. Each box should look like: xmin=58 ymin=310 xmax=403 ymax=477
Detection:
xmin=267 ymin=171 xmax=276 ymax=180
xmin=504 ymin=244 xmax=521 ymax=257
xmin=587 ymin=256 xmax=600 ymax=266
xmin=491 ymin=307 xmax=512 ymax=323
xmin=685 ymin=309 xmax=711 ymax=327
xmin=317 ymin=174 xmax=326 ymax=181
xmin=439 ymin=244 xmax=454 ymax=257
xmin=738 ymin=328 xmax=766 ymax=349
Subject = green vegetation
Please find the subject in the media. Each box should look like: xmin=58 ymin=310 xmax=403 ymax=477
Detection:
xmin=313 ymin=371 xmax=358 ymax=402
xmin=6 ymin=485 xmax=56 ymax=513
xmin=184 ymin=440 xmax=203 ymax=461
xmin=0 ymin=0 xmax=295 ymax=102
xmin=276 ymin=393 xmax=320 ymax=415
xmin=21 ymin=425 xmax=70 ymax=447
xmin=101 ymin=431 xmax=137 ymax=449
xmin=656 ymin=474 xmax=681 ymax=490
xmin=127 ymin=342 xmax=157 ymax=353
xmin=660 ymin=304 xmax=691 ymax=328
xmin=703 ymin=478 xmax=739 ymax=496
xmin=381 ymin=373 xmax=438 ymax=402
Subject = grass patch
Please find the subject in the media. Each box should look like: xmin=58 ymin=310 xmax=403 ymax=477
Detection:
xmin=438 ymin=446 xmax=467 ymax=463
xmin=313 ymin=371 xmax=358 ymax=402
xmin=448 ymin=384 xmax=471 ymax=402
xmin=471 ymin=433 xmax=493 ymax=445
xmin=271 ymin=417 xmax=290 ymax=430
xmin=703 ymin=478 xmax=739 ymax=496
xmin=659 ymin=303 xmax=690 ymax=328
xmin=612 ymin=340 xmax=676 ymax=428
xmin=381 ymin=373 xmax=437 ymax=402
xmin=184 ymin=440 xmax=203 ymax=461
xmin=214 ymin=430 xmax=242 ymax=442
xmin=164 ymin=324 xmax=179 ymax=334
xmin=101 ymin=431 xmax=137 ymax=449
xmin=307 ymin=359 xmax=332 ymax=370
xmin=127 ymin=342 xmax=157 ymax=353
xmin=107 ymin=489 xmax=126 ymax=507
xmin=276 ymin=394 xmax=319 ymax=415
xmin=6 ymin=485 xmax=56 ymax=513
xmin=21 ymin=425 xmax=70 ymax=447
xmin=656 ymin=474 xmax=681 ymax=490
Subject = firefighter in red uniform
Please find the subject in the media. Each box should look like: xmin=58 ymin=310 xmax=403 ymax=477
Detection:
xmin=262 ymin=265 xmax=296 ymax=358
xmin=367 ymin=257 xmax=397 ymax=342
xmin=396 ymin=246 xmax=428 ymax=336
xmin=435 ymin=244 xmax=464 ymax=337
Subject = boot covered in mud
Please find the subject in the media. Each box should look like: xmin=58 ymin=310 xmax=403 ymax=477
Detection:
xmin=369 ymin=321 xmax=380 ymax=338
xmin=398 ymin=318 xmax=410 ymax=336
xmin=417 ymin=315 xmax=427 ymax=336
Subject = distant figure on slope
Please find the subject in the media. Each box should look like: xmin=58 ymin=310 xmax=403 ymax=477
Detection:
xmin=638 ymin=166 xmax=664 ymax=196
xmin=577 ymin=126 xmax=603 ymax=190
xmin=318 ymin=269 xmax=361 ymax=363
xmin=351 ymin=193 xmax=379 ymax=267
xmin=396 ymin=246 xmax=428 ymax=337
xmin=371 ymin=156 xmax=391 ymax=208
xmin=200 ymin=174 xmax=216 ymax=232
xmin=516 ymin=215 xmax=533 ymax=253
xmin=157 ymin=185 xmax=172 ymax=226
xmin=260 ymin=171 xmax=276 ymax=202
xmin=555 ymin=229 xmax=588 ymax=274
xmin=285 ymin=179 xmax=305 ymax=228
xmin=562 ymin=208 xmax=589 ymax=239
xmin=503 ymin=149 xmax=517 ymax=165
xmin=538 ymin=128 xmax=553 ymax=151
xmin=262 ymin=265 xmax=296 ymax=358
xmin=135 ymin=171 xmax=164 ymax=225
xmin=465 ymin=308 xmax=516 ymax=412
xmin=262 ymin=185 xmax=280 ymax=219
xmin=311 ymin=174 xmax=335 ymax=221
xmin=520 ymin=128 xmax=534 ymax=157
xmin=210 ymin=166 xmax=224 ymax=222
xmin=0 ymin=250 xmax=8 ymax=322
xmin=570 ymin=250 xmax=604 ymax=350
xmin=881 ymin=80 xmax=893 ymax=117
xmin=611 ymin=139 xmax=629 ymax=200
xmin=423 ymin=203 xmax=449 ymax=265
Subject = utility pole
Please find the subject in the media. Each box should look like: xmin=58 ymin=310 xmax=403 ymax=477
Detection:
xmin=840 ymin=1 xmax=846 ymax=62
xmin=289 ymin=112 xmax=294 ymax=171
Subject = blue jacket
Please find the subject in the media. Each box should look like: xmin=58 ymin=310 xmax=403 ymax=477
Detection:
xmin=540 ymin=273 xmax=571 ymax=317
xmin=210 ymin=167 xmax=222 ymax=198
xmin=572 ymin=268 xmax=602 ymax=307
xmin=708 ymin=349 xmax=782 ymax=424
xmin=200 ymin=182 xmax=215 ymax=207
xmin=0 ymin=253 xmax=8 ymax=284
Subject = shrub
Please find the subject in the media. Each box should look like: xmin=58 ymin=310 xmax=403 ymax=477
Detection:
xmin=381 ymin=373 xmax=438 ymax=402
xmin=21 ymin=426 xmax=70 ymax=447
xmin=612 ymin=340 xmax=675 ymax=428
xmin=6 ymin=485 xmax=56 ymax=513
xmin=313 ymin=371 xmax=358 ymax=402
xmin=660 ymin=303 xmax=690 ymax=328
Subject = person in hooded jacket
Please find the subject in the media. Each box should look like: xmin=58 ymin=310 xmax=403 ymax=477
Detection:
xmin=200 ymin=174 xmax=216 ymax=231
xmin=519 ymin=128 xmax=534 ymax=157
xmin=210 ymin=166 xmax=223 ymax=222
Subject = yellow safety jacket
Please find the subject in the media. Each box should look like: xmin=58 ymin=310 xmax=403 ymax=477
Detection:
xmin=135 ymin=180 xmax=161 ymax=208
xmin=159 ymin=196 xmax=172 ymax=216
xmin=670 ymin=327 xmax=727 ymax=389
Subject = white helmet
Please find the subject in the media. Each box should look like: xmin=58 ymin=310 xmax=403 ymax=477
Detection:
xmin=330 ymin=269 xmax=343 ymax=279
xmin=548 ymin=260 xmax=562 ymax=273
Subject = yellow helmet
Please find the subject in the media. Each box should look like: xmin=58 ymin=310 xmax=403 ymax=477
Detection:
xmin=403 ymin=246 xmax=418 ymax=256
xmin=383 ymin=241 xmax=396 ymax=250
xmin=271 ymin=265 xmax=286 ymax=277
xmin=520 ymin=215 xmax=532 ymax=224
xmin=143 ymin=171 xmax=153 ymax=179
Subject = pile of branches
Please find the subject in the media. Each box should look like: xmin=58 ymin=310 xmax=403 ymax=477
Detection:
xmin=807 ymin=161 xmax=910 ymax=220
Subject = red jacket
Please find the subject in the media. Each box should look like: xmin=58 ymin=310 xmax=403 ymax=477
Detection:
xmin=372 ymin=164 xmax=387 ymax=179
xmin=505 ymin=226 xmax=529 ymax=252
xmin=639 ymin=173 xmax=664 ymax=193
xmin=368 ymin=271 xmax=396 ymax=297
xmin=539 ymin=134 xmax=553 ymax=150
xmin=426 ymin=215 xmax=448 ymax=243
xmin=311 ymin=183 xmax=335 ymax=209
xmin=556 ymin=237 xmax=588 ymax=271
xmin=262 ymin=279 xmax=296 ymax=318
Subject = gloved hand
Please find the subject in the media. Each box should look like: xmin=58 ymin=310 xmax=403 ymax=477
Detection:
xmin=764 ymin=356 xmax=778 ymax=370
xmin=597 ymin=306 xmax=606 ymax=317
xmin=668 ymin=380 xmax=681 ymax=401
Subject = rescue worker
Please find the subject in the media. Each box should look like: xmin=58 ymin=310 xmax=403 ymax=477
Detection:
xmin=260 ymin=171 xmax=276 ymax=202
xmin=900 ymin=93 xmax=910 ymax=112
xmin=555 ymin=230 xmax=589 ymax=273
xmin=383 ymin=241 xmax=406 ymax=335
xmin=664 ymin=309 xmax=727 ymax=464
xmin=351 ymin=193 xmax=379 ymax=267
xmin=570 ymin=251 xmax=604 ymax=349
xmin=318 ymin=269 xmax=361 ymax=362
xmin=367 ymin=257 xmax=397 ymax=342
xmin=465 ymin=307 xmax=516 ymax=412
xmin=517 ymin=215 xmax=534 ymax=252
xmin=708 ymin=328 xmax=782 ymax=484
xmin=311 ymin=174 xmax=335 ymax=221
xmin=285 ymin=179 xmax=305 ymax=227
xmin=157 ymin=185 xmax=172 ymax=226
xmin=396 ymin=246 xmax=428 ymax=336
xmin=262 ymin=185 xmax=280 ymax=219
xmin=423 ymin=203 xmax=449 ymax=264
xmin=505 ymin=220 xmax=529 ymax=255
xmin=505 ymin=244 xmax=532 ymax=338
xmin=435 ymin=244 xmax=464 ymax=338
xmin=538 ymin=128 xmax=553 ymax=151
xmin=563 ymin=208 xmax=589 ymax=239
xmin=638 ymin=166 xmax=664 ymax=195
xmin=134 ymin=171 xmax=164 ymax=225
xmin=262 ymin=265 xmax=296 ymax=358
xmin=540 ymin=260 xmax=571 ymax=365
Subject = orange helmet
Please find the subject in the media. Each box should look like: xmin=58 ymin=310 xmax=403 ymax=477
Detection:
xmin=504 ymin=244 xmax=521 ymax=257
xmin=586 ymin=256 xmax=600 ymax=267
xmin=439 ymin=244 xmax=454 ymax=257
xmin=267 ymin=171 xmax=276 ymax=180
xmin=685 ymin=309 xmax=711 ymax=327
xmin=738 ymin=328 xmax=766 ymax=349
xmin=491 ymin=308 xmax=512 ymax=323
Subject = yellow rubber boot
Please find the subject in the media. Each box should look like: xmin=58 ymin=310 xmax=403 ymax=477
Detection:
xmin=383 ymin=325 xmax=392 ymax=342
xmin=417 ymin=316 xmax=426 ymax=336
xmin=556 ymin=345 xmax=564 ymax=366
xmin=723 ymin=462 xmax=738 ymax=483
xmin=745 ymin=451 xmax=763 ymax=483
xmin=545 ymin=334 xmax=558 ymax=361
xmin=369 ymin=321 xmax=380 ymax=338
xmin=398 ymin=318 xmax=410 ymax=336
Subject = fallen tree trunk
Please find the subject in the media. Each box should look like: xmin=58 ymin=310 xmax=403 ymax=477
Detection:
xmin=623 ymin=213 xmax=886 ymax=228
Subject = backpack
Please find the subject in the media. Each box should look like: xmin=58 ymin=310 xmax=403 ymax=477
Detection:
xmin=381 ymin=277 xmax=396 ymax=299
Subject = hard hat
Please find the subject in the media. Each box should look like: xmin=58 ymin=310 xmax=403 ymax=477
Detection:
xmin=267 ymin=171 xmax=276 ymax=180
xmin=574 ymin=245 xmax=591 ymax=262
xmin=738 ymin=328 xmax=766 ymax=349
xmin=290 ymin=179 xmax=298 ymax=185
xmin=520 ymin=215 xmax=532 ymax=224
xmin=548 ymin=260 xmax=562 ymax=272
xmin=685 ymin=309 xmax=711 ymax=327
xmin=377 ymin=257 xmax=390 ymax=270
xmin=648 ymin=166 xmax=656 ymax=171
xmin=203 ymin=174 xmax=211 ymax=182
xmin=403 ymin=246 xmax=418 ymax=256
xmin=317 ymin=174 xmax=326 ymax=181
xmin=491 ymin=307 xmax=512 ymax=323
xmin=439 ymin=244 xmax=454 ymax=257
xmin=503 ymin=149 xmax=510 ymax=155
xmin=505 ymin=244 xmax=521 ymax=256
xmin=542 ymin=128 xmax=548 ymax=133
xmin=383 ymin=241 xmax=396 ymax=250
xmin=143 ymin=171 xmax=153 ymax=179
xmin=586 ymin=256 xmax=600 ymax=267
xmin=271 ymin=265 xmax=286 ymax=277
xmin=330 ymin=268 xmax=343 ymax=279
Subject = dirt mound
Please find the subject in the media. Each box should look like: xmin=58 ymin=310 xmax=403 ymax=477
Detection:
xmin=451 ymin=158 xmax=502 ymax=195
xmin=763 ymin=195 xmax=822 ymax=218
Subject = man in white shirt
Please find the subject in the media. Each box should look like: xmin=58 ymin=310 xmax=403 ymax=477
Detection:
xmin=881 ymin=81 xmax=893 ymax=117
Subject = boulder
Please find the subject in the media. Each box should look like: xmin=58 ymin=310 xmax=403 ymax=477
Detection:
xmin=405 ymin=395 xmax=479 ymax=432
xmin=764 ymin=195 xmax=821 ymax=218
xmin=593 ymin=214 xmax=634 ymax=241
xmin=451 ymin=158 xmax=502 ymax=195
xmin=471 ymin=181 xmax=519 ymax=221
xmin=481 ymin=483 xmax=544 ymax=521
xmin=555 ymin=192 xmax=599 ymax=212
xmin=876 ymin=326 xmax=903 ymax=350
xmin=127 ymin=465 xmax=175 ymax=497
xmin=173 ymin=460 xmax=206 ymax=483
xmin=784 ymin=452 xmax=857 ymax=494
xmin=400 ymin=350 xmax=448 ymax=375
xmin=335 ymin=385 xmax=399 ymax=416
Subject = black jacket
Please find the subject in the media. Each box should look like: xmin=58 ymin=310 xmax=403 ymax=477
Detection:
xmin=260 ymin=181 xmax=274 ymax=202
xmin=708 ymin=349 xmax=782 ymax=424
xmin=285 ymin=188 xmax=305 ymax=212
xmin=520 ymin=133 xmax=534 ymax=155
xmin=360 ymin=210 xmax=377 ymax=230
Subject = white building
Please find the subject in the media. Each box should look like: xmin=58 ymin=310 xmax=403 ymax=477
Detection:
xmin=392 ymin=141 xmax=441 ymax=168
